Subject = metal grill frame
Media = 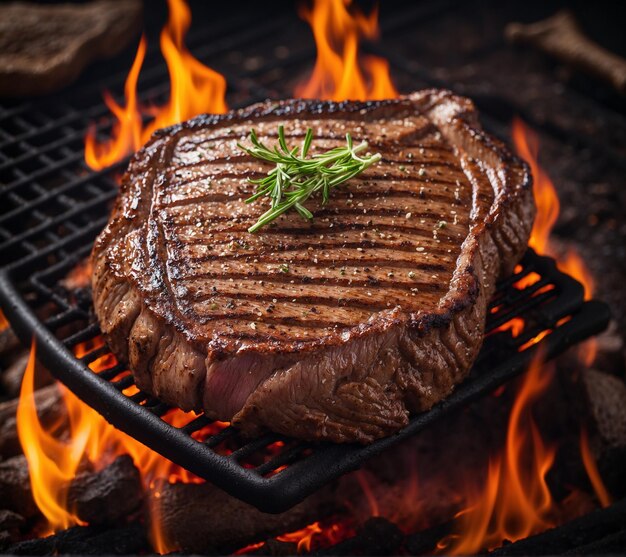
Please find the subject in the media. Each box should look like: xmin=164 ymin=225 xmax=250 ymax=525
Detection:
xmin=0 ymin=249 xmax=610 ymax=512
xmin=0 ymin=4 xmax=611 ymax=513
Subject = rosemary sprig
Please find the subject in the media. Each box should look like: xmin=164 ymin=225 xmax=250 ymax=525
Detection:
xmin=238 ymin=126 xmax=381 ymax=233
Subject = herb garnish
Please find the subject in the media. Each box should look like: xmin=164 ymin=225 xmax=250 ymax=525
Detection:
xmin=238 ymin=126 xmax=381 ymax=233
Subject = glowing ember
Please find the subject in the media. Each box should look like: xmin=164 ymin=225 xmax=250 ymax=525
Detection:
xmin=493 ymin=317 xmax=525 ymax=338
xmin=0 ymin=309 xmax=8 ymax=332
xmin=85 ymin=0 xmax=227 ymax=170
xmin=296 ymin=0 xmax=397 ymax=100
xmin=236 ymin=520 xmax=352 ymax=555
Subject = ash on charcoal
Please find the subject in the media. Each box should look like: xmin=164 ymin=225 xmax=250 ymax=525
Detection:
xmin=0 ymin=509 xmax=25 ymax=549
xmin=1 ymin=350 xmax=53 ymax=398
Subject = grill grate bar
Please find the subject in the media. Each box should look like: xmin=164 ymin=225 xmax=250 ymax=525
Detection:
xmin=0 ymin=247 xmax=609 ymax=512
xmin=229 ymin=434 xmax=282 ymax=463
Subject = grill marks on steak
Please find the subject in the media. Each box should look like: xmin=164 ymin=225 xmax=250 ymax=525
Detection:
xmin=158 ymin=124 xmax=473 ymax=340
xmin=92 ymin=91 xmax=534 ymax=443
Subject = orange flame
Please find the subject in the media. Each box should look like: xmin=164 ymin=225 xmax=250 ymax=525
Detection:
xmin=580 ymin=428 xmax=612 ymax=508
xmin=512 ymin=118 xmax=596 ymax=366
xmin=85 ymin=0 xmax=227 ymax=170
xmin=439 ymin=352 xmax=557 ymax=554
xmin=17 ymin=342 xmax=85 ymax=532
xmin=0 ymin=308 xmax=8 ymax=332
xmin=17 ymin=339 xmax=223 ymax=551
xmin=296 ymin=0 xmax=397 ymax=100
xmin=435 ymin=121 xmax=611 ymax=553
xmin=512 ymin=117 xmax=560 ymax=256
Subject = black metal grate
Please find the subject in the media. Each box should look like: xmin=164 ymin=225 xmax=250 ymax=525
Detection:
xmin=0 ymin=4 xmax=611 ymax=513
xmin=0 ymin=243 xmax=610 ymax=512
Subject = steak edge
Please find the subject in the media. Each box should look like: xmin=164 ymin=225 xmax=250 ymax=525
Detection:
xmin=91 ymin=90 xmax=535 ymax=443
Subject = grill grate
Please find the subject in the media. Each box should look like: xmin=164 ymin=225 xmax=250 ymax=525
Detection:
xmin=0 ymin=247 xmax=609 ymax=512
xmin=0 ymin=4 xmax=610 ymax=513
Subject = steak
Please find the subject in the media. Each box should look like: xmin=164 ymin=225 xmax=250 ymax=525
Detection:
xmin=91 ymin=90 xmax=535 ymax=443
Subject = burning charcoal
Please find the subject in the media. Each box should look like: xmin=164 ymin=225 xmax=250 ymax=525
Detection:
xmin=0 ymin=384 xmax=66 ymax=458
xmin=0 ymin=454 xmax=100 ymax=535
xmin=67 ymin=455 xmax=142 ymax=525
xmin=0 ymin=510 xmax=25 ymax=548
xmin=316 ymin=517 xmax=404 ymax=556
xmin=7 ymin=523 xmax=148 ymax=555
xmin=1 ymin=350 xmax=54 ymax=398
xmin=491 ymin=498 xmax=626 ymax=555
xmin=580 ymin=368 xmax=626 ymax=498
xmin=147 ymin=480 xmax=333 ymax=554
xmin=0 ymin=455 xmax=38 ymax=518
xmin=404 ymin=520 xmax=454 ymax=555
xmin=253 ymin=539 xmax=298 ymax=555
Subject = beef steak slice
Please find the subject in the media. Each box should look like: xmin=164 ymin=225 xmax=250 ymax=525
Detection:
xmin=91 ymin=90 xmax=535 ymax=443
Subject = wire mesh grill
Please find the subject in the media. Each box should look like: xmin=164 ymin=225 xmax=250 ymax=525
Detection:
xmin=0 ymin=6 xmax=610 ymax=512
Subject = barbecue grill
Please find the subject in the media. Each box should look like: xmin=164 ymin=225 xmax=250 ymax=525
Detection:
xmin=0 ymin=0 xmax=612 ymax=515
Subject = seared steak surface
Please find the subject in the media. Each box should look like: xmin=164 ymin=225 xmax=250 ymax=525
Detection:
xmin=92 ymin=90 xmax=534 ymax=443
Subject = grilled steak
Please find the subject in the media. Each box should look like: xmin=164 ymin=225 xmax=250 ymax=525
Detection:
xmin=92 ymin=90 xmax=535 ymax=443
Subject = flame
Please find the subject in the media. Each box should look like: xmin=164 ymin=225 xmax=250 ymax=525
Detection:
xmin=580 ymin=428 xmax=612 ymax=508
xmin=493 ymin=317 xmax=525 ymax=338
xmin=512 ymin=118 xmax=560 ymax=256
xmin=512 ymin=118 xmax=596 ymax=366
xmin=296 ymin=0 xmax=397 ymax=100
xmin=440 ymin=353 xmax=557 ymax=554
xmin=17 ymin=342 xmax=85 ymax=532
xmin=17 ymin=339 xmax=223 ymax=551
xmin=85 ymin=0 xmax=227 ymax=170
xmin=235 ymin=520 xmax=351 ymax=555
xmin=435 ymin=121 xmax=611 ymax=553
xmin=0 ymin=308 xmax=8 ymax=332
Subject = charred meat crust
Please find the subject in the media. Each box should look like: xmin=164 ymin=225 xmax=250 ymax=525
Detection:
xmin=91 ymin=90 xmax=534 ymax=443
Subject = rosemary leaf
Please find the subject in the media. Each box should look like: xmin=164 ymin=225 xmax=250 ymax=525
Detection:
xmin=238 ymin=127 xmax=381 ymax=233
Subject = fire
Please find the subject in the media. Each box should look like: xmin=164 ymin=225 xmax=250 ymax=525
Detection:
xmin=296 ymin=0 xmax=397 ymax=100
xmin=512 ymin=118 xmax=596 ymax=364
xmin=439 ymin=353 xmax=557 ymax=554
xmin=434 ymin=119 xmax=610 ymax=553
xmin=85 ymin=0 xmax=227 ymax=170
xmin=14 ymin=0 xmax=612 ymax=547
xmin=17 ymin=342 xmax=85 ymax=532
xmin=0 ymin=309 xmax=8 ymax=332
xmin=580 ymin=429 xmax=612 ymax=508
xmin=512 ymin=117 xmax=560 ymax=256
xmin=17 ymin=339 xmax=214 ymax=550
